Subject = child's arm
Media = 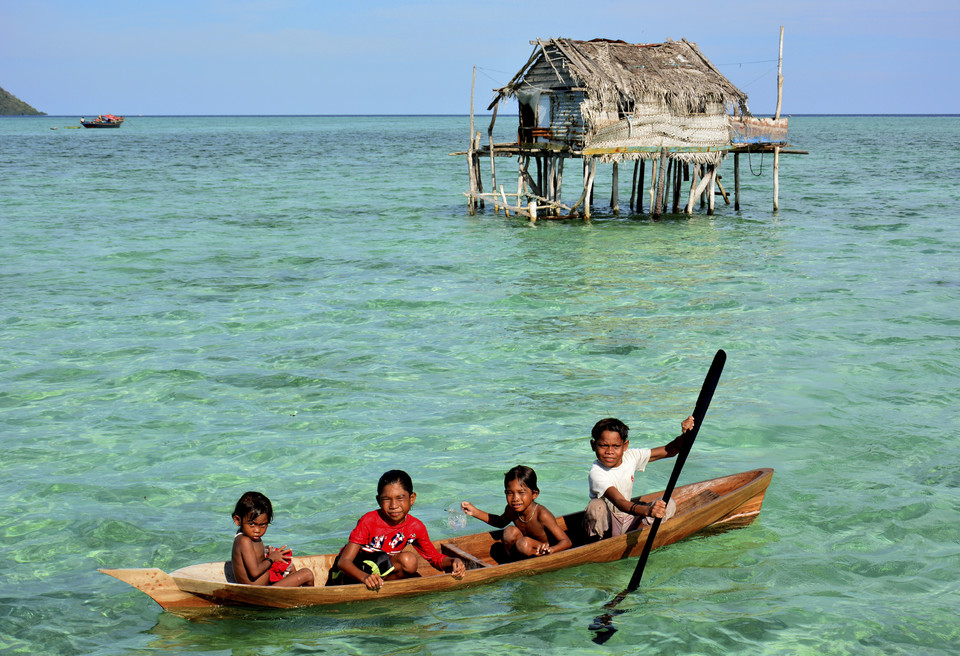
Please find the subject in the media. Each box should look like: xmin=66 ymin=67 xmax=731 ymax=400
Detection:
xmin=232 ymin=537 xmax=290 ymax=585
xmin=536 ymin=506 xmax=572 ymax=555
xmin=601 ymin=486 xmax=667 ymax=520
xmin=408 ymin=527 xmax=466 ymax=580
xmin=650 ymin=415 xmax=695 ymax=461
xmin=461 ymin=501 xmax=512 ymax=528
xmin=440 ymin=556 xmax=466 ymax=578
xmin=337 ymin=542 xmax=385 ymax=591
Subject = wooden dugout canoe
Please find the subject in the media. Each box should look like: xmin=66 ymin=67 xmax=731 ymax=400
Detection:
xmin=100 ymin=468 xmax=772 ymax=610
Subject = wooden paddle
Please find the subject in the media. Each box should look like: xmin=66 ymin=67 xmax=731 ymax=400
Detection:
xmin=590 ymin=349 xmax=727 ymax=642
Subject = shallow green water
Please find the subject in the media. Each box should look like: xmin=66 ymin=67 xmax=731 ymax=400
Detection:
xmin=1 ymin=115 xmax=958 ymax=654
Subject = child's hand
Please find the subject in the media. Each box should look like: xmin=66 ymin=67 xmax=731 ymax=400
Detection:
xmin=451 ymin=558 xmax=466 ymax=579
xmin=649 ymin=499 xmax=667 ymax=519
xmin=534 ymin=542 xmax=552 ymax=556
xmin=267 ymin=545 xmax=290 ymax=562
xmin=681 ymin=415 xmax=695 ymax=433
xmin=461 ymin=501 xmax=478 ymax=517
xmin=363 ymin=573 xmax=384 ymax=591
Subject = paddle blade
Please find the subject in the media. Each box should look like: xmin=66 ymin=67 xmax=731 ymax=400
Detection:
xmin=690 ymin=349 xmax=726 ymax=435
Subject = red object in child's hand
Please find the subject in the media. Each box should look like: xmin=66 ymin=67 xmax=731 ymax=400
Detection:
xmin=269 ymin=551 xmax=291 ymax=582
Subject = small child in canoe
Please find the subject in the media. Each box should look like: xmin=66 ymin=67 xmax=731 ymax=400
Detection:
xmin=584 ymin=416 xmax=694 ymax=539
xmin=231 ymin=491 xmax=314 ymax=587
xmin=330 ymin=470 xmax=466 ymax=590
xmin=461 ymin=465 xmax=572 ymax=558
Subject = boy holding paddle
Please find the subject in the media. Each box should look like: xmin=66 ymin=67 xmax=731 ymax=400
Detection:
xmin=584 ymin=415 xmax=695 ymax=539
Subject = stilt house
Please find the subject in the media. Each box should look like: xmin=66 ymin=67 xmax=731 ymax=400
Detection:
xmin=462 ymin=37 xmax=792 ymax=220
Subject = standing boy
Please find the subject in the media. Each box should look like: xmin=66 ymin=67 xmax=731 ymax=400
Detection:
xmin=584 ymin=415 xmax=695 ymax=539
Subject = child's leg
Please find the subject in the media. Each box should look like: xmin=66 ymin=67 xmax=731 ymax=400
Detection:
xmin=386 ymin=551 xmax=419 ymax=579
xmin=272 ymin=566 xmax=315 ymax=587
xmin=503 ymin=526 xmax=542 ymax=557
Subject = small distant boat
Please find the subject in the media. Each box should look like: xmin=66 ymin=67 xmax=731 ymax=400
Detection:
xmin=81 ymin=115 xmax=124 ymax=128
xmin=100 ymin=468 xmax=773 ymax=610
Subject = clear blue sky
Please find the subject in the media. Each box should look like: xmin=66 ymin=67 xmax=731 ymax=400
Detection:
xmin=2 ymin=0 xmax=957 ymax=115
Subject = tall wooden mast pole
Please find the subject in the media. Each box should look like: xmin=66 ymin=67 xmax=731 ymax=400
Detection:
xmin=773 ymin=26 xmax=784 ymax=211
xmin=775 ymin=26 xmax=784 ymax=121
xmin=468 ymin=65 xmax=477 ymax=214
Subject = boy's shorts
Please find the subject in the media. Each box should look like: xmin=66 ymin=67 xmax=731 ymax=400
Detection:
xmin=584 ymin=497 xmax=677 ymax=538
xmin=329 ymin=549 xmax=395 ymax=583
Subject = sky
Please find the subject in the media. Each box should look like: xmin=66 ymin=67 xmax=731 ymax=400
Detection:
xmin=2 ymin=0 xmax=958 ymax=116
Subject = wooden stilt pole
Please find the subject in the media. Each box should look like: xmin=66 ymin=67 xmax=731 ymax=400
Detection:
xmin=773 ymin=147 xmax=780 ymax=211
xmin=552 ymin=155 xmax=560 ymax=216
xmin=556 ymin=156 xmax=564 ymax=213
xmin=687 ymin=166 xmax=710 ymax=213
xmin=517 ymin=156 xmax=525 ymax=209
xmin=611 ymin=162 xmax=619 ymax=214
xmin=707 ymin=164 xmax=717 ymax=215
xmin=587 ymin=160 xmax=597 ymax=209
xmin=584 ymin=159 xmax=596 ymax=219
xmin=716 ymin=175 xmax=730 ymax=205
xmin=570 ymin=166 xmax=591 ymax=217
xmin=629 ymin=160 xmax=639 ymax=212
xmin=672 ymin=159 xmax=682 ymax=213
xmin=734 ymin=153 xmax=741 ymax=211
xmin=664 ymin=158 xmax=673 ymax=214
xmin=648 ymin=157 xmax=657 ymax=213
xmin=688 ymin=165 xmax=699 ymax=213
xmin=474 ymin=132 xmax=484 ymax=209
xmin=546 ymin=156 xmax=555 ymax=210
xmin=653 ymin=148 xmax=667 ymax=220
xmin=638 ymin=159 xmax=645 ymax=213
xmin=488 ymin=102 xmax=499 ymax=195
xmin=700 ymin=167 xmax=706 ymax=209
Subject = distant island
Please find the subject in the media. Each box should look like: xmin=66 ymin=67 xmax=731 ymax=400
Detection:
xmin=0 ymin=86 xmax=45 ymax=115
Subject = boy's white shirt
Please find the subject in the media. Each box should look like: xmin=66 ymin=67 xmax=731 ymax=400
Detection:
xmin=588 ymin=448 xmax=652 ymax=521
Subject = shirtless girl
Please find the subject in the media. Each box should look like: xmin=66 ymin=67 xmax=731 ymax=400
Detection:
xmin=461 ymin=465 xmax=572 ymax=558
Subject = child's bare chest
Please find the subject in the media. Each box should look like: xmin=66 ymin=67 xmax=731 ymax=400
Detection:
xmin=514 ymin=511 xmax=549 ymax=541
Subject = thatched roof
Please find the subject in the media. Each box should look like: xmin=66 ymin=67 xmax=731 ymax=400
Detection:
xmin=494 ymin=38 xmax=750 ymax=117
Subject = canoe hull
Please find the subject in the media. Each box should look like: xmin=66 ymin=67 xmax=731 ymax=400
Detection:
xmin=101 ymin=468 xmax=772 ymax=610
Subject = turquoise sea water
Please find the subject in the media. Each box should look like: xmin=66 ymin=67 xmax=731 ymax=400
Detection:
xmin=1 ymin=115 xmax=958 ymax=655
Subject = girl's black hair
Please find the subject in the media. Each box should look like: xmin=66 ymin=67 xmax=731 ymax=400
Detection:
xmin=232 ymin=491 xmax=273 ymax=523
xmin=504 ymin=465 xmax=539 ymax=493
xmin=377 ymin=469 xmax=414 ymax=496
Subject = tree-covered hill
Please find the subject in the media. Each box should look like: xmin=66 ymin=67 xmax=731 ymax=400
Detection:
xmin=0 ymin=86 xmax=45 ymax=115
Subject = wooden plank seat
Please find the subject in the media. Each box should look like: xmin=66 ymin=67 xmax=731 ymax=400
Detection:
xmin=441 ymin=543 xmax=491 ymax=569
